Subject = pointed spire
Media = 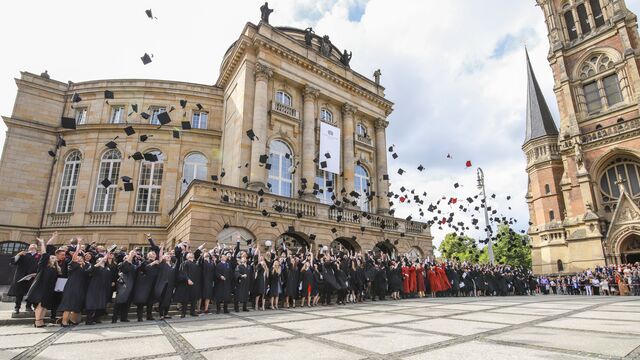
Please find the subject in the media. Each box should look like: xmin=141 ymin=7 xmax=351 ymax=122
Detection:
xmin=524 ymin=48 xmax=558 ymax=144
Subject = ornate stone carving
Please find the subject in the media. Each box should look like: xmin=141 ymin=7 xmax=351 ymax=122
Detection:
xmin=302 ymin=85 xmax=320 ymax=101
xmin=342 ymin=103 xmax=357 ymax=116
xmin=320 ymin=35 xmax=332 ymax=57
xmin=619 ymin=204 xmax=640 ymax=222
xmin=304 ymin=27 xmax=314 ymax=46
xmin=340 ymin=50 xmax=352 ymax=67
xmin=375 ymin=118 xmax=389 ymax=130
xmin=254 ymin=62 xmax=273 ymax=81
xmin=373 ymin=69 xmax=381 ymax=85
xmin=573 ymin=138 xmax=585 ymax=170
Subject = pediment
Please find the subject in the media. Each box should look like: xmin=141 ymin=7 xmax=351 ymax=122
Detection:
xmin=606 ymin=191 xmax=640 ymax=240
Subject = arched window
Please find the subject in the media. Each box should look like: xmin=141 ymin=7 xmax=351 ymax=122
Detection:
xmin=56 ymin=150 xmax=82 ymax=213
xmin=579 ymin=54 xmax=622 ymax=113
xmin=315 ymin=169 xmax=335 ymax=204
xmin=182 ymin=153 xmax=208 ymax=194
xmin=355 ymin=165 xmax=370 ymax=212
xmin=599 ymin=157 xmax=640 ymax=203
xmin=590 ymin=0 xmax=605 ymax=28
xmin=562 ymin=1 xmax=605 ymax=40
xmin=136 ymin=151 xmax=164 ymax=212
xmin=268 ymin=140 xmax=293 ymax=197
xmin=557 ymin=259 xmax=564 ymax=272
xmin=356 ymin=123 xmax=367 ymax=137
xmin=275 ymin=91 xmax=292 ymax=106
xmin=320 ymin=108 xmax=333 ymax=124
xmin=564 ymin=10 xmax=578 ymax=41
xmin=93 ymin=149 xmax=121 ymax=212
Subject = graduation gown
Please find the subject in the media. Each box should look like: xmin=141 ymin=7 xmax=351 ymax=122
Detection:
xmin=253 ymin=264 xmax=268 ymax=296
xmin=401 ymin=266 xmax=410 ymax=293
xmin=8 ymin=252 xmax=38 ymax=297
xmin=214 ymin=261 xmax=232 ymax=302
xmin=85 ymin=265 xmax=112 ymax=310
xmin=416 ymin=266 xmax=426 ymax=293
xmin=201 ymin=260 xmax=216 ymax=300
xmin=26 ymin=251 xmax=57 ymax=309
xmin=153 ymin=261 xmax=176 ymax=308
xmin=115 ymin=261 xmax=137 ymax=304
xmin=268 ymin=268 xmax=282 ymax=297
xmin=58 ymin=261 xmax=90 ymax=312
xmin=285 ymin=259 xmax=300 ymax=298
xmin=183 ymin=260 xmax=203 ymax=301
xmin=390 ymin=267 xmax=403 ymax=292
xmin=133 ymin=261 xmax=159 ymax=305
xmin=234 ymin=263 xmax=251 ymax=303
xmin=373 ymin=265 xmax=388 ymax=296
xmin=408 ymin=266 xmax=417 ymax=293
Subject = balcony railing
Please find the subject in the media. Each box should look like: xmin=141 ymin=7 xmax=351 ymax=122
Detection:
xmin=271 ymin=101 xmax=299 ymax=120
xmin=88 ymin=213 xmax=112 ymax=225
xmin=131 ymin=213 xmax=159 ymax=226
xmin=356 ymin=134 xmax=372 ymax=145
xmin=329 ymin=208 xmax=361 ymax=224
xmin=48 ymin=213 xmax=71 ymax=227
xmin=220 ymin=188 xmax=259 ymax=208
xmin=568 ymin=118 xmax=640 ymax=148
xmin=273 ymin=198 xmax=317 ymax=217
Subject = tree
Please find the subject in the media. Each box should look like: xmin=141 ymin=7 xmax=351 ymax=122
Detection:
xmin=479 ymin=225 xmax=531 ymax=268
xmin=438 ymin=233 xmax=481 ymax=262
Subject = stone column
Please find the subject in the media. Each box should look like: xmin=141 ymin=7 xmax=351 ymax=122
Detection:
xmin=248 ymin=62 xmax=273 ymax=191
xmin=342 ymin=104 xmax=357 ymax=195
xmin=375 ymin=118 xmax=390 ymax=214
xmin=302 ymin=85 xmax=320 ymax=200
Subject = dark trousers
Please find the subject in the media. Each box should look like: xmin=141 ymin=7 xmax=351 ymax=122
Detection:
xmin=14 ymin=294 xmax=33 ymax=311
xmin=112 ymin=303 xmax=130 ymax=322
xmin=181 ymin=300 xmax=197 ymax=316
xmin=85 ymin=309 xmax=104 ymax=324
xmin=136 ymin=303 xmax=154 ymax=321
xmin=216 ymin=301 xmax=229 ymax=313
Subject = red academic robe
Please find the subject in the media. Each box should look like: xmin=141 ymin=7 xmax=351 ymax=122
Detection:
xmin=408 ymin=266 xmax=417 ymax=293
xmin=428 ymin=268 xmax=439 ymax=292
xmin=401 ymin=266 xmax=410 ymax=293
xmin=436 ymin=265 xmax=451 ymax=292
xmin=416 ymin=265 xmax=426 ymax=292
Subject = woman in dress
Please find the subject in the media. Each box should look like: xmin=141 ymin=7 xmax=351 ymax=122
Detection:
xmin=284 ymin=253 xmax=299 ymax=309
xmin=26 ymin=236 xmax=60 ymax=328
xmin=253 ymin=253 xmax=269 ymax=311
xmin=201 ymin=251 xmax=216 ymax=314
xmin=58 ymin=239 xmax=90 ymax=326
xmin=269 ymin=259 xmax=283 ymax=310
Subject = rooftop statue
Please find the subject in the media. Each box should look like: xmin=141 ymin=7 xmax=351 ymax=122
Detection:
xmin=260 ymin=2 xmax=273 ymax=24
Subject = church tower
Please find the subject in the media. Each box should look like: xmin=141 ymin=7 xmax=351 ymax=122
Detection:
xmin=527 ymin=0 xmax=640 ymax=273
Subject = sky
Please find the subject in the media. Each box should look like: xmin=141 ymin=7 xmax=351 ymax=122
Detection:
xmin=1 ymin=0 xmax=639 ymax=251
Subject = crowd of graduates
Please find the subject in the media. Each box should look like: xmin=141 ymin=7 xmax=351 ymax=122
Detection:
xmin=10 ymin=232 xmax=541 ymax=328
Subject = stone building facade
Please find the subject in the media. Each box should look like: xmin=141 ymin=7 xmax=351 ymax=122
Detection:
xmin=526 ymin=0 xmax=640 ymax=273
xmin=0 ymin=18 xmax=432 ymax=256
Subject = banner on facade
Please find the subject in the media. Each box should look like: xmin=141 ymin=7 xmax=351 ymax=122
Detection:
xmin=319 ymin=122 xmax=341 ymax=175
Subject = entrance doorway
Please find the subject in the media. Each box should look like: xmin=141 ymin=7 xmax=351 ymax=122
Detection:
xmin=620 ymin=234 xmax=640 ymax=264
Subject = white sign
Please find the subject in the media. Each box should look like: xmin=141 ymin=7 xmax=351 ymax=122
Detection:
xmin=319 ymin=122 xmax=341 ymax=175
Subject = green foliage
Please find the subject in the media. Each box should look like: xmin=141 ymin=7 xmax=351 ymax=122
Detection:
xmin=480 ymin=225 xmax=532 ymax=269
xmin=438 ymin=233 xmax=481 ymax=262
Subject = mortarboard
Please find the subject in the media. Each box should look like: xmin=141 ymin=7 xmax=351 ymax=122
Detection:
xmin=157 ymin=112 xmax=171 ymax=125
xmin=382 ymin=174 xmax=389 ymax=180
xmin=141 ymin=112 xmax=150 ymax=120
xmin=270 ymin=221 xmax=277 ymax=227
xmin=48 ymin=150 xmax=56 ymax=157
xmin=220 ymin=169 xmax=226 ymax=178
xmin=104 ymin=90 xmax=114 ymax=99
xmin=105 ymin=140 xmax=117 ymax=149
xmin=259 ymin=154 xmax=268 ymax=164
xmin=242 ymin=176 xmax=249 ymax=184
xmin=72 ymin=93 xmax=82 ymax=103
xmin=131 ymin=152 xmax=144 ymax=161
xmin=121 ymin=176 xmax=132 ymax=183
xmin=196 ymin=103 xmax=203 ymax=110
xmin=397 ymin=168 xmax=405 ymax=175
xmin=145 ymin=9 xmax=154 ymax=18
xmin=181 ymin=121 xmax=191 ymax=130
xmin=101 ymin=178 xmax=112 ymax=188
xmin=392 ymin=153 xmax=398 ymax=159
xmin=309 ymin=234 xmax=316 ymax=241
xmin=258 ymin=189 xmax=265 ymax=196
xmin=331 ymin=228 xmax=337 ymax=233
xmin=324 ymin=152 xmax=331 ymax=159
xmin=61 ymin=117 xmax=76 ymax=130
xmin=173 ymin=130 xmax=180 ymax=139
xmin=124 ymin=183 xmax=134 ymax=191
xmin=139 ymin=134 xmax=149 ymax=142
xmin=179 ymin=99 xmax=187 ymax=108
xmin=320 ymin=161 xmax=327 ymax=169
xmin=131 ymin=104 xmax=138 ymax=113
xmin=246 ymin=129 xmax=258 ymax=141
xmin=124 ymin=126 xmax=135 ymax=136
xmin=418 ymin=165 xmax=424 ymax=171
xmin=141 ymin=53 xmax=152 ymax=65
xmin=143 ymin=153 xmax=158 ymax=162
xmin=261 ymin=209 xmax=269 ymax=216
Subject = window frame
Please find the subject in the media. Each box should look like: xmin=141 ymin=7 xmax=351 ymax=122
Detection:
xmin=75 ymin=108 xmax=87 ymax=125
xmin=320 ymin=108 xmax=333 ymax=124
xmin=599 ymin=158 xmax=640 ymax=202
xmin=181 ymin=153 xmax=208 ymax=195
xmin=191 ymin=111 xmax=208 ymax=129
xmin=109 ymin=105 xmax=125 ymax=124
xmin=356 ymin=123 xmax=368 ymax=137
xmin=354 ymin=165 xmax=370 ymax=212
xmin=56 ymin=150 xmax=82 ymax=213
xmin=315 ymin=169 xmax=335 ymax=204
xmin=275 ymin=91 xmax=292 ymax=107
xmin=267 ymin=140 xmax=293 ymax=197
xmin=135 ymin=151 xmax=164 ymax=212
xmin=150 ymin=107 xmax=167 ymax=125
xmin=92 ymin=149 xmax=122 ymax=212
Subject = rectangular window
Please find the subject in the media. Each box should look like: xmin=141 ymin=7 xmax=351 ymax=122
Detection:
xmin=56 ymin=161 xmax=81 ymax=213
xmin=590 ymin=0 xmax=605 ymax=28
xmin=577 ymin=4 xmax=591 ymax=34
xmin=315 ymin=170 xmax=335 ymax=204
xmin=136 ymin=160 xmax=163 ymax=212
xmin=150 ymin=107 xmax=166 ymax=125
xmin=549 ymin=210 xmax=555 ymax=221
xmin=603 ymin=74 xmax=622 ymax=106
xmin=191 ymin=112 xmax=208 ymax=129
xmin=583 ymin=81 xmax=602 ymax=113
xmin=75 ymin=108 xmax=87 ymax=125
xmin=564 ymin=11 xmax=578 ymax=40
xmin=109 ymin=106 xmax=125 ymax=124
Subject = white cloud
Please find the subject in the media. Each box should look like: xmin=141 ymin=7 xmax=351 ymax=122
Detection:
xmin=1 ymin=0 xmax=639 ymax=251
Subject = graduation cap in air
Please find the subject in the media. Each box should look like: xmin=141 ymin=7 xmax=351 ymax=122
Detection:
xmin=418 ymin=164 xmax=424 ymax=172
xmin=220 ymin=169 xmax=226 ymax=178
xmin=392 ymin=153 xmax=398 ymax=159
xmin=324 ymin=152 xmax=331 ymax=159
xmin=61 ymin=117 xmax=76 ymax=130
xmin=223 ymin=223 xmax=230 ymax=229
xmin=101 ymin=178 xmax=112 ymax=188
xmin=397 ymin=168 xmax=405 ymax=175
xmin=261 ymin=209 xmax=269 ymax=217
xmin=104 ymin=90 xmax=114 ymax=99
xmin=181 ymin=121 xmax=191 ymax=130
xmin=72 ymin=93 xmax=82 ymax=103
xmin=141 ymin=53 xmax=152 ymax=65
xmin=259 ymin=154 xmax=269 ymax=165
xmin=320 ymin=161 xmax=328 ymax=169
xmin=145 ymin=9 xmax=156 ymax=19
xmin=309 ymin=234 xmax=316 ymax=241
xmin=331 ymin=228 xmax=337 ymax=234
xmin=196 ymin=103 xmax=203 ymax=110
xmin=257 ymin=189 xmax=265 ymax=197
xmin=131 ymin=152 xmax=144 ymax=161
xmin=48 ymin=150 xmax=56 ymax=157
xmin=246 ymin=129 xmax=258 ymax=141
xmin=124 ymin=126 xmax=135 ymax=136
xmin=388 ymin=145 xmax=394 ymax=152
xmin=121 ymin=176 xmax=132 ymax=183
xmin=123 ymin=183 xmax=134 ymax=192
xmin=242 ymin=176 xmax=249 ymax=184
xmin=382 ymin=174 xmax=389 ymax=181
xmin=143 ymin=153 xmax=158 ymax=162
xmin=139 ymin=134 xmax=150 ymax=142
xmin=156 ymin=112 xmax=171 ymax=125
xmin=173 ymin=130 xmax=180 ymax=139
xmin=105 ymin=140 xmax=118 ymax=149
xmin=141 ymin=112 xmax=151 ymax=120
xmin=131 ymin=104 xmax=138 ymax=113
xmin=270 ymin=221 xmax=277 ymax=227
xmin=179 ymin=99 xmax=187 ymax=108
xmin=393 ymin=240 xmax=399 ymax=245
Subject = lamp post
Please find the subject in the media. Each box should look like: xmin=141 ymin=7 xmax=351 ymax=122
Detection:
xmin=477 ymin=167 xmax=495 ymax=265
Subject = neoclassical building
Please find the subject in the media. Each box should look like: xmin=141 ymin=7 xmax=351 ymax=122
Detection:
xmin=526 ymin=0 xmax=640 ymax=273
xmin=0 ymin=13 xmax=432 ymax=257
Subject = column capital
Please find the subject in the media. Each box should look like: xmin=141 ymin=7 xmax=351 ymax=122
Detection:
xmin=303 ymin=85 xmax=320 ymax=101
xmin=255 ymin=62 xmax=273 ymax=81
xmin=342 ymin=103 xmax=358 ymax=116
xmin=375 ymin=118 xmax=389 ymax=130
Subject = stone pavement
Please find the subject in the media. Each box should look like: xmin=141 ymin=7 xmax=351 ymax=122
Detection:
xmin=0 ymin=295 xmax=639 ymax=360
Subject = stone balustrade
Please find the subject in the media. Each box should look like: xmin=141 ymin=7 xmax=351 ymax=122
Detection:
xmin=271 ymin=101 xmax=299 ymax=119
xmin=88 ymin=213 xmax=112 ymax=225
xmin=356 ymin=134 xmax=372 ymax=145
xmin=48 ymin=213 xmax=71 ymax=227
xmin=131 ymin=213 xmax=159 ymax=226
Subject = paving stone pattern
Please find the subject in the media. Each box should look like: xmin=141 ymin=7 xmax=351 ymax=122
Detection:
xmin=0 ymin=296 xmax=639 ymax=360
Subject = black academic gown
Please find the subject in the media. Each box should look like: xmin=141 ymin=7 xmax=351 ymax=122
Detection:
xmin=26 ymin=250 xmax=57 ymax=309
xmin=285 ymin=259 xmax=300 ymax=298
xmin=214 ymin=261 xmax=233 ymax=302
xmin=115 ymin=261 xmax=137 ymax=304
xmin=133 ymin=261 xmax=159 ymax=305
xmin=253 ymin=264 xmax=268 ymax=296
xmin=201 ymin=259 xmax=216 ymax=301
xmin=8 ymin=251 xmax=38 ymax=297
xmin=85 ymin=265 xmax=112 ymax=310
xmin=389 ymin=266 xmax=403 ymax=292
xmin=153 ymin=261 xmax=176 ymax=308
xmin=58 ymin=261 xmax=90 ymax=312
xmin=234 ymin=263 xmax=251 ymax=303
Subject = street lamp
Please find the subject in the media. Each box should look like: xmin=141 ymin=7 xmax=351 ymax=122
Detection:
xmin=477 ymin=167 xmax=495 ymax=265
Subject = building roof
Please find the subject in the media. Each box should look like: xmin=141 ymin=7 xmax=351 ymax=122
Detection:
xmin=524 ymin=49 xmax=558 ymax=144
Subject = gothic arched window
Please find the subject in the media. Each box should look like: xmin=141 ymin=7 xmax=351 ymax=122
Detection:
xmin=93 ymin=149 xmax=121 ymax=212
xmin=599 ymin=157 xmax=640 ymax=203
xmin=579 ymin=53 xmax=622 ymax=114
xmin=56 ymin=150 xmax=82 ymax=213
xmin=268 ymin=140 xmax=293 ymax=197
